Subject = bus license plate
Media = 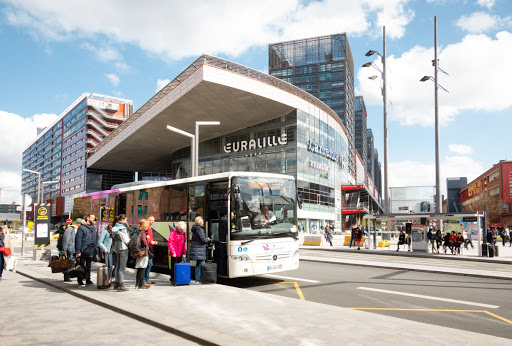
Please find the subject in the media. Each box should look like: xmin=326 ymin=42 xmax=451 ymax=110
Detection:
xmin=267 ymin=264 xmax=283 ymax=271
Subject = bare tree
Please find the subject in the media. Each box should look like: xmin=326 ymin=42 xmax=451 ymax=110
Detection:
xmin=464 ymin=191 xmax=504 ymax=223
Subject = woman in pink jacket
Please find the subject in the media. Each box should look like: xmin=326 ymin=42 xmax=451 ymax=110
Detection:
xmin=168 ymin=221 xmax=187 ymax=284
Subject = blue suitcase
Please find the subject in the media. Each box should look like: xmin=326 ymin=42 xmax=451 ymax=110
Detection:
xmin=174 ymin=262 xmax=191 ymax=285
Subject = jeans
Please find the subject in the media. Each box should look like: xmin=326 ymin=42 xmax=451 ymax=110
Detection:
xmin=349 ymin=236 xmax=355 ymax=247
xmin=115 ymin=250 xmax=129 ymax=284
xmin=143 ymin=257 xmax=153 ymax=283
xmin=195 ymin=260 xmax=205 ymax=283
xmin=0 ymin=252 xmax=4 ymax=278
xmin=63 ymin=253 xmax=74 ymax=280
xmin=108 ymin=251 xmax=116 ymax=279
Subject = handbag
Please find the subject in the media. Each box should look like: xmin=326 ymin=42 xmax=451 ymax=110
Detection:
xmin=51 ymin=254 xmax=76 ymax=273
xmin=6 ymin=256 xmax=17 ymax=272
xmin=4 ymin=247 xmax=11 ymax=256
xmin=63 ymin=262 xmax=85 ymax=278
xmin=148 ymin=246 xmax=155 ymax=259
xmin=135 ymin=255 xmax=149 ymax=269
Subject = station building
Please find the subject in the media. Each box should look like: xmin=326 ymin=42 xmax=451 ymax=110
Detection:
xmin=87 ymin=55 xmax=382 ymax=231
xmin=21 ymin=93 xmax=134 ymax=220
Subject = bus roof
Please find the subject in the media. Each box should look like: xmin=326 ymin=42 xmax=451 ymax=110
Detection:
xmin=80 ymin=171 xmax=295 ymax=196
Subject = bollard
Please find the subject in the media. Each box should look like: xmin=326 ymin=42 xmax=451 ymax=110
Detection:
xmin=32 ymin=248 xmax=42 ymax=260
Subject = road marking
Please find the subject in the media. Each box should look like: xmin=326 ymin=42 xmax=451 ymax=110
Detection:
xmin=282 ymin=281 xmax=306 ymax=301
xmin=346 ymin=308 xmax=512 ymax=326
xmin=356 ymin=287 xmax=500 ymax=309
xmin=264 ymin=274 xmax=320 ymax=283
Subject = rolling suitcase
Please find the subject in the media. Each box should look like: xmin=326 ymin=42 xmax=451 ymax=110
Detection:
xmin=488 ymin=244 xmax=495 ymax=258
xmin=97 ymin=254 xmax=110 ymax=289
xmin=482 ymin=243 xmax=488 ymax=257
xmin=494 ymin=245 xmax=499 ymax=257
xmin=174 ymin=262 xmax=191 ymax=285
xmin=201 ymin=261 xmax=217 ymax=284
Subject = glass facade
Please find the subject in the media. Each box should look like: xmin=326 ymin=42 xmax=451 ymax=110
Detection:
xmin=269 ymin=33 xmax=356 ymax=179
xmin=354 ymin=96 xmax=368 ymax=173
xmin=165 ymin=109 xmax=348 ymax=231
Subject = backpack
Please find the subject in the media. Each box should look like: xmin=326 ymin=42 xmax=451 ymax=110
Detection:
xmin=128 ymin=232 xmax=144 ymax=258
xmin=57 ymin=232 xmax=64 ymax=252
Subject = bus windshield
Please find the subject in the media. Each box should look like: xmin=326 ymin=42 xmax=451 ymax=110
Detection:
xmin=231 ymin=176 xmax=297 ymax=241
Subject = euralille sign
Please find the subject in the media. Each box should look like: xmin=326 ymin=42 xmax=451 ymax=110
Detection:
xmin=223 ymin=133 xmax=288 ymax=153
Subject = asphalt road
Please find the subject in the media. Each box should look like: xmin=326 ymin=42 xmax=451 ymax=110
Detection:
xmin=223 ymin=260 xmax=512 ymax=339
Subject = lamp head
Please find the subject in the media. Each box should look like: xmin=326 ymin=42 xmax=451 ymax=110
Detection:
xmin=368 ymin=76 xmax=378 ymax=80
xmin=365 ymin=50 xmax=377 ymax=57
xmin=420 ymin=76 xmax=431 ymax=82
xmin=362 ymin=62 xmax=372 ymax=68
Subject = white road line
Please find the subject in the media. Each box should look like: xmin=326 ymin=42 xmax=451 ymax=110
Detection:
xmin=357 ymin=287 xmax=500 ymax=309
xmin=264 ymin=274 xmax=320 ymax=283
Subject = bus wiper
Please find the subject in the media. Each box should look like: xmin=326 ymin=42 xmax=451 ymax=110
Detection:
xmin=241 ymin=235 xmax=274 ymax=245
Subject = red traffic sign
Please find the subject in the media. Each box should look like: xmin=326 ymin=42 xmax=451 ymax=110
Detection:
xmin=66 ymin=219 xmax=72 ymax=225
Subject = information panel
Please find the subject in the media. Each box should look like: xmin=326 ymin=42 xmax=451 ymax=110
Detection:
xmin=34 ymin=203 xmax=51 ymax=247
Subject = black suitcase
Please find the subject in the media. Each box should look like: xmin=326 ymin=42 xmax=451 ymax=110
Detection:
xmin=494 ymin=245 xmax=499 ymax=257
xmin=488 ymin=244 xmax=495 ymax=258
xmin=482 ymin=244 xmax=488 ymax=257
xmin=201 ymin=261 xmax=217 ymax=284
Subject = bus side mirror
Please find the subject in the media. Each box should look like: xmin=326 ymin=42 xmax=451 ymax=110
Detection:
xmin=297 ymin=195 xmax=303 ymax=209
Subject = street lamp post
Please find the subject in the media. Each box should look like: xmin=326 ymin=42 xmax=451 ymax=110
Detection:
xmin=41 ymin=180 xmax=60 ymax=203
xmin=23 ymin=168 xmax=41 ymax=204
xmin=194 ymin=121 xmax=220 ymax=177
xmin=166 ymin=125 xmax=196 ymax=177
xmin=363 ymin=26 xmax=388 ymax=214
xmin=420 ymin=17 xmax=449 ymax=215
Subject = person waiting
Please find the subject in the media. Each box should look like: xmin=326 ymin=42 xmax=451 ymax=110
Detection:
xmin=397 ymin=231 xmax=406 ymax=251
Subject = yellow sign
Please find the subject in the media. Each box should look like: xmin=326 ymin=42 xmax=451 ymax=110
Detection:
xmin=38 ymin=207 xmax=48 ymax=216
xmin=28 ymin=221 xmax=34 ymax=227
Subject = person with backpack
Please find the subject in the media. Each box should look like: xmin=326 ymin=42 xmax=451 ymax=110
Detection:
xmin=427 ymin=229 xmax=436 ymax=253
xmin=189 ymin=216 xmax=209 ymax=283
xmin=56 ymin=224 xmax=67 ymax=255
xmin=98 ymin=223 xmax=115 ymax=284
xmin=134 ymin=219 xmax=150 ymax=290
xmin=324 ymin=225 xmax=333 ymax=247
xmin=355 ymin=226 xmax=362 ymax=250
xmin=397 ymin=230 xmax=405 ymax=251
xmin=75 ymin=215 xmax=98 ymax=287
xmin=111 ymin=215 xmax=130 ymax=292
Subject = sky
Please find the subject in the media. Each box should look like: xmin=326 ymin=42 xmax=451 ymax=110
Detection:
xmin=0 ymin=0 xmax=511 ymax=204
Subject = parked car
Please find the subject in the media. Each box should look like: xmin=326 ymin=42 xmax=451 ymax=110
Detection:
xmin=332 ymin=228 xmax=342 ymax=235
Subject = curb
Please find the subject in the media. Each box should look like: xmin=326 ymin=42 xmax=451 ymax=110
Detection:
xmin=300 ymin=246 xmax=512 ymax=265
xmin=299 ymin=257 xmax=512 ymax=281
xmin=16 ymin=268 xmax=217 ymax=346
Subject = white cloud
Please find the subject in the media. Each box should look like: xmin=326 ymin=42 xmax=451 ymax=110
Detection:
xmin=105 ymin=73 xmax=120 ymax=86
xmin=0 ymin=111 xmax=58 ymax=203
xmin=476 ymin=0 xmax=495 ymax=9
xmin=358 ymin=31 xmax=512 ymax=127
xmin=155 ymin=79 xmax=171 ymax=92
xmin=448 ymin=144 xmax=474 ymax=155
xmin=455 ymin=12 xmax=510 ymax=34
xmin=388 ymin=156 xmax=483 ymax=196
xmin=1 ymin=0 xmax=414 ymax=61
xmin=82 ymin=42 xmax=121 ymax=62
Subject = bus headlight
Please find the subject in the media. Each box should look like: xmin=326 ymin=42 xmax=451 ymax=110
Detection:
xmin=231 ymin=255 xmax=251 ymax=261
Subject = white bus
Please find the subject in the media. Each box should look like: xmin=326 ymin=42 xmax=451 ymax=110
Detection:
xmin=74 ymin=172 xmax=300 ymax=278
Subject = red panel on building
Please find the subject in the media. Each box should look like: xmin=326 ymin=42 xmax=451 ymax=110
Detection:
xmin=502 ymin=163 xmax=512 ymax=204
xmin=342 ymin=185 xmax=364 ymax=191
xmin=342 ymin=208 xmax=364 ymax=214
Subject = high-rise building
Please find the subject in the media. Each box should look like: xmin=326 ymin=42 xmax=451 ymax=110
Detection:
xmin=354 ymin=96 xmax=367 ymax=172
xmin=374 ymin=149 xmax=382 ymax=196
xmin=366 ymin=129 xmax=375 ymax=181
xmin=446 ymin=177 xmax=467 ymax=213
xmin=269 ymin=33 xmax=356 ymax=178
xmin=21 ymin=93 xmax=134 ymax=219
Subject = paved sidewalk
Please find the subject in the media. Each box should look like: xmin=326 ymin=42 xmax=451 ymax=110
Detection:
xmin=9 ymin=255 xmax=511 ymax=345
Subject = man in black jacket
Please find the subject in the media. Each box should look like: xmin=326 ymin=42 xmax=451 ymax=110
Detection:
xmin=75 ymin=215 xmax=98 ymax=287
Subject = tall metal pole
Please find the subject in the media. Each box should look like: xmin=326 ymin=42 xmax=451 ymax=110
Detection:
xmin=194 ymin=122 xmax=200 ymax=177
xmin=191 ymin=136 xmax=196 ymax=177
xmin=382 ymin=26 xmax=389 ymax=214
xmin=37 ymin=173 xmax=41 ymax=204
xmin=21 ymin=193 xmax=26 ymax=256
xmin=434 ymin=16 xmax=441 ymax=215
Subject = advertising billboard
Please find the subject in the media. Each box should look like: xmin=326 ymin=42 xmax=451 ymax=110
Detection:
xmin=87 ymin=98 xmax=126 ymax=119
